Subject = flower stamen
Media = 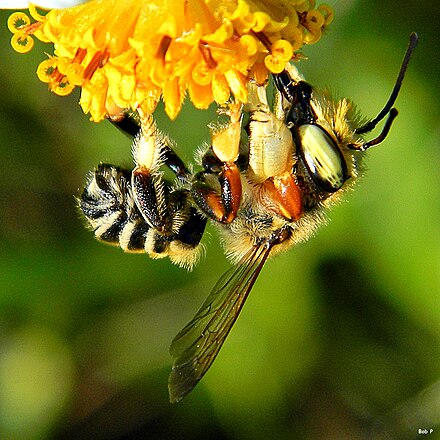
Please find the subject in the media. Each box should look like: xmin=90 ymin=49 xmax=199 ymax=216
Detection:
xmin=251 ymin=30 xmax=272 ymax=51
xmin=156 ymin=36 xmax=173 ymax=61
xmin=7 ymin=11 xmax=45 ymax=53
xmin=36 ymin=58 xmax=75 ymax=96
xmin=83 ymin=49 xmax=110 ymax=82
xmin=199 ymin=42 xmax=218 ymax=70
xmin=7 ymin=0 xmax=334 ymax=120
xmin=73 ymin=47 xmax=88 ymax=64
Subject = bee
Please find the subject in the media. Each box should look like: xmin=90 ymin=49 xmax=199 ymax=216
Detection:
xmin=79 ymin=33 xmax=418 ymax=403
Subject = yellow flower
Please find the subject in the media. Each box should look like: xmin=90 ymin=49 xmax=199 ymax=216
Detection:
xmin=7 ymin=0 xmax=333 ymax=121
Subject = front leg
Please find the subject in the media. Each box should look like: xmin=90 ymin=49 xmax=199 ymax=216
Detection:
xmin=191 ymin=106 xmax=243 ymax=224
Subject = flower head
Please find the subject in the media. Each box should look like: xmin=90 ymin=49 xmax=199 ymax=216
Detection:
xmin=7 ymin=0 xmax=333 ymax=121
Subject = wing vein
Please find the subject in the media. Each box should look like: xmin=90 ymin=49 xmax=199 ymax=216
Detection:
xmin=168 ymin=244 xmax=271 ymax=402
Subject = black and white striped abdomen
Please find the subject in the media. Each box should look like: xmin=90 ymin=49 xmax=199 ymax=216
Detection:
xmin=79 ymin=164 xmax=150 ymax=253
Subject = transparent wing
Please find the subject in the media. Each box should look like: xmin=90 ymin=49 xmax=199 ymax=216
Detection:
xmin=168 ymin=244 xmax=271 ymax=403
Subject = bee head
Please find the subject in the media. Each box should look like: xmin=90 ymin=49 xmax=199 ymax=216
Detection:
xmin=274 ymin=32 xmax=418 ymax=194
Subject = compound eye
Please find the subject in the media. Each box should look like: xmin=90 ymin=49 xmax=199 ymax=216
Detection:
xmin=297 ymin=124 xmax=348 ymax=193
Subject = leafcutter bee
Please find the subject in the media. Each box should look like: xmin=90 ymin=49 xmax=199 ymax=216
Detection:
xmin=79 ymin=33 xmax=418 ymax=403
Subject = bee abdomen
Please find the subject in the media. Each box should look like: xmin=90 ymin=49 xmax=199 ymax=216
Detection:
xmin=80 ymin=164 xmax=150 ymax=251
xmin=94 ymin=211 xmax=129 ymax=245
xmin=119 ymin=219 xmax=150 ymax=252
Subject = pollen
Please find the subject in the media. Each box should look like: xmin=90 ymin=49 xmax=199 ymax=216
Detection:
xmin=7 ymin=0 xmax=333 ymax=121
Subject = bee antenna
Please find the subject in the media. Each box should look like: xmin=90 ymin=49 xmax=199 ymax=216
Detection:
xmin=351 ymin=108 xmax=398 ymax=151
xmin=355 ymin=32 xmax=418 ymax=135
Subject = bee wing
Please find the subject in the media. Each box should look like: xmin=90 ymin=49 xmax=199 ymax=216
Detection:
xmin=168 ymin=244 xmax=271 ymax=403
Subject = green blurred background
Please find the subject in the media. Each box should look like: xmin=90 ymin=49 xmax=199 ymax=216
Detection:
xmin=0 ymin=1 xmax=439 ymax=439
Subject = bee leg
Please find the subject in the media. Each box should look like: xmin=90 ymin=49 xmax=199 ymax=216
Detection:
xmin=131 ymin=116 xmax=177 ymax=233
xmin=106 ymin=110 xmax=188 ymax=232
xmin=273 ymin=68 xmax=298 ymax=104
xmin=132 ymin=166 xmax=170 ymax=233
xmin=106 ymin=110 xmax=172 ymax=230
xmin=162 ymin=143 xmax=190 ymax=182
xmin=263 ymin=172 xmax=302 ymax=221
xmin=130 ymin=115 xmax=208 ymax=268
xmin=191 ymin=161 xmax=242 ymax=224
xmin=145 ymin=194 xmax=208 ymax=269
xmin=192 ymin=108 xmax=243 ymax=224
xmin=139 ymin=170 xmax=208 ymax=269
xmin=106 ymin=110 xmax=141 ymax=139
xmin=273 ymin=68 xmax=316 ymax=126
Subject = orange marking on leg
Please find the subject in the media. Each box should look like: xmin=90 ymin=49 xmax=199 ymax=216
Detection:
xmin=207 ymin=192 xmax=227 ymax=221
xmin=192 ymin=183 xmax=227 ymax=222
xmin=264 ymin=173 xmax=302 ymax=221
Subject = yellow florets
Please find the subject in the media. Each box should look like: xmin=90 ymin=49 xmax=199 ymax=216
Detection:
xmin=7 ymin=0 xmax=333 ymax=121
